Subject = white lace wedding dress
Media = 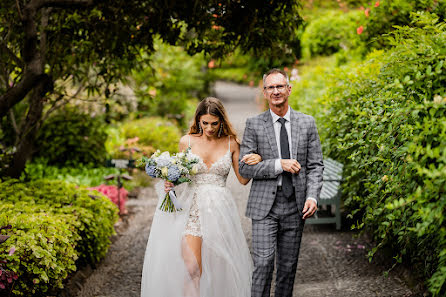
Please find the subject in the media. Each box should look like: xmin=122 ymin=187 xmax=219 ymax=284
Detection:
xmin=141 ymin=138 xmax=252 ymax=297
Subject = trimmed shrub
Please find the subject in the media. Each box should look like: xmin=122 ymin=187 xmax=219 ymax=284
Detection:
xmin=301 ymin=9 xmax=364 ymax=59
xmin=0 ymin=179 xmax=119 ymax=296
xmin=34 ymin=107 xmax=109 ymax=167
xmin=320 ymin=13 xmax=445 ymax=295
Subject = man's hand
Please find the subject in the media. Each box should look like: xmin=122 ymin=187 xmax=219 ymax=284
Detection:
xmin=280 ymin=159 xmax=301 ymax=174
xmin=302 ymin=199 xmax=317 ymax=219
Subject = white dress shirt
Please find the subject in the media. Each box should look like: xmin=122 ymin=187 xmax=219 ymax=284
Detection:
xmin=270 ymin=108 xmax=318 ymax=205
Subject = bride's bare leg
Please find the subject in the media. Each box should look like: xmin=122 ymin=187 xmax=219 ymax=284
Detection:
xmin=182 ymin=235 xmax=202 ymax=296
xmin=184 ymin=235 xmax=203 ymax=275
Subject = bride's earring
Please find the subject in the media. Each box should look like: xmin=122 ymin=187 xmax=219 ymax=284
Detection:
xmin=199 ymin=123 xmax=202 ymax=134
xmin=218 ymin=123 xmax=223 ymax=138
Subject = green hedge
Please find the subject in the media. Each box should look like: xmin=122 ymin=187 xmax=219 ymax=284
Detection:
xmin=0 ymin=179 xmax=119 ymax=296
xmin=319 ymin=13 xmax=445 ymax=295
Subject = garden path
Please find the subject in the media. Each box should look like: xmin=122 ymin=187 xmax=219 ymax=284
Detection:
xmin=73 ymin=81 xmax=416 ymax=297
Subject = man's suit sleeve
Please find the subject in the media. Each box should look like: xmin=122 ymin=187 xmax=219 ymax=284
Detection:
xmin=239 ymin=118 xmax=277 ymax=179
xmin=305 ymin=117 xmax=324 ymax=201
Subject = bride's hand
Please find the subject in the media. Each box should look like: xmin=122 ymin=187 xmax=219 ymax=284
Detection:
xmin=164 ymin=181 xmax=174 ymax=193
xmin=241 ymin=153 xmax=262 ymax=165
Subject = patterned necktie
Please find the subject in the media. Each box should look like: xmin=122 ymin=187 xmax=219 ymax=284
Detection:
xmin=278 ymin=118 xmax=293 ymax=198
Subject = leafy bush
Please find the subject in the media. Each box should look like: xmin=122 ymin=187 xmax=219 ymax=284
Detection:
xmin=0 ymin=179 xmax=119 ymax=296
xmin=319 ymin=13 xmax=445 ymax=295
xmin=22 ymin=159 xmax=120 ymax=187
xmin=301 ymin=9 xmax=364 ymax=59
xmin=106 ymin=117 xmax=182 ymax=159
xmin=359 ymin=0 xmax=446 ymax=49
xmin=34 ymin=107 xmax=109 ymax=167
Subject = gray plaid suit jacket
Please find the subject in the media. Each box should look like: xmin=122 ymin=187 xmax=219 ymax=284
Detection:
xmin=239 ymin=108 xmax=324 ymax=220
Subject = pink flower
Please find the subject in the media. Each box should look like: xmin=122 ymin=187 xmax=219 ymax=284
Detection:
xmin=89 ymin=185 xmax=127 ymax=213
xmin=8 ymin=247 xmax=15 ymax=256
xmin=357 ymin=26 xmax=364 ymax=35
xmin=364 ymin=8 xmax=370 ymax=17
xmin=375 ymin=1 xmax=380 ymax=7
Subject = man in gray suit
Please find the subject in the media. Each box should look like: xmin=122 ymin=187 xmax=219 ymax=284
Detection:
xmin=239 ymin=68 xmax=324 ymax=297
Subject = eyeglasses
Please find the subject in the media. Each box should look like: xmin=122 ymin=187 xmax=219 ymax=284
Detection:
xmin=264 ymin=84 xmax=288 ymax=93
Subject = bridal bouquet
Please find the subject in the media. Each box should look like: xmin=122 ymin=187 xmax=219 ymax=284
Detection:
xmin=142 ymin=148 xmax=200 ymax=212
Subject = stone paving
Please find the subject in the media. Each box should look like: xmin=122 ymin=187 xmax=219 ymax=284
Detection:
xmin=72 ymin=81 xmax=420 ymax=297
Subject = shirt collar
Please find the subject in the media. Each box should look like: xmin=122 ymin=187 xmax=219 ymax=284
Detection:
xmin=270 ymin=107 xmax=291 ymax=123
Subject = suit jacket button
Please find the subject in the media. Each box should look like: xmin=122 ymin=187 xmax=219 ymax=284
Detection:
xmin=272 ymin=191 xmax=275 ymax=195
xmin=263 ymin=175 xmax=267 ymax=178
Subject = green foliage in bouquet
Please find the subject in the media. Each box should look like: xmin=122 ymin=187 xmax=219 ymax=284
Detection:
xmin=301 ymin=9 xmax=365 ymax=60
xmin=319 ymin=13 xmax=445 ymax=295
xmin=0 ymin=179 xmax=119 ymax=296
xmin=34 ymin=107 xmax=109 ymax=167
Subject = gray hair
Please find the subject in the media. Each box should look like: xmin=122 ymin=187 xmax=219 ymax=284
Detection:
xmin=263 ymin=68 xmax=290 ymax=86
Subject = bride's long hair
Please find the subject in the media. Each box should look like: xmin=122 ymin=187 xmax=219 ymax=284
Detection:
xmin=189 ymin=97 xmax=239 ymax=143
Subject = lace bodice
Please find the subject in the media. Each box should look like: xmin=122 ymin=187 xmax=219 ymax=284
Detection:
xmin=189 ymin=150 xmax=232 ymax=187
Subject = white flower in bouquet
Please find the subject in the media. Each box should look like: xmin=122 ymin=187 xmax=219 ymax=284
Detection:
xmin=191 ymin=164 xmax=199 ymax=175
xmin=161 ymin=167 xmax=169 ymax=178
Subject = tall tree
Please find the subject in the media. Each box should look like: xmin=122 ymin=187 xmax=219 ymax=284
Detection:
xmin=0 ymin=0 xmax=302 ymax=177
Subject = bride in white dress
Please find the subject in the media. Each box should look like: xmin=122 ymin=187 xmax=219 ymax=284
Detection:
xmin=141 ymin=97 xmax=261 ymax=297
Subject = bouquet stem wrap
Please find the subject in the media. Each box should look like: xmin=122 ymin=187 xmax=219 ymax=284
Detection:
xmin=160 ymin=189 xmax=183 ymax=212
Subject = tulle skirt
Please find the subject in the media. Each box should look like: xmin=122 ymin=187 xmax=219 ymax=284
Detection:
xmin=141 ymin=181 xmax=253 ymax=297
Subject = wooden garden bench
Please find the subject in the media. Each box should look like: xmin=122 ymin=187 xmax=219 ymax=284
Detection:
xmin=307 ymin=158 xmax=343 ymax=230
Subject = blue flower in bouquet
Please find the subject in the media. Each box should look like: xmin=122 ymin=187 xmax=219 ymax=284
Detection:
xmin=155 ymin=152 xmax=172 ymax=168
xmin=167 ymin=165 xmax=181 ymax=182
xmin=145 ymin=163 xmax=157 ymax=178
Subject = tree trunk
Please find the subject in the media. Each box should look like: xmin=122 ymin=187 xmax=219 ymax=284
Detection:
xmin=4 ymin=6 xmax=51 ymax=178
xmin=5 ymin=80 xmax=47 ymax=178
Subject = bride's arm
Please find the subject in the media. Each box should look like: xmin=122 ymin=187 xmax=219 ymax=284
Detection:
xmin=231 ymin=138 xmax=261 ymax=185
